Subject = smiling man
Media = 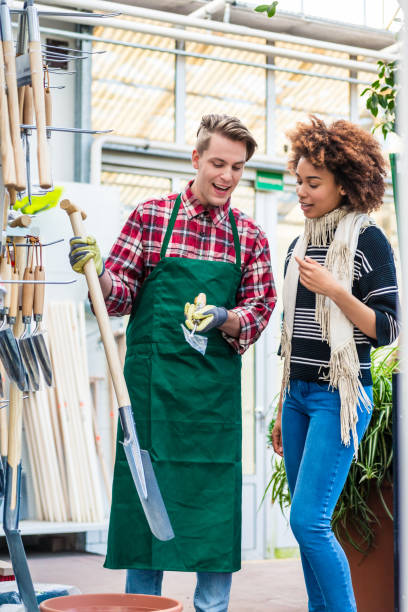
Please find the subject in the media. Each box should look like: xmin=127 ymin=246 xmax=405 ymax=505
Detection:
xmin=68 ymin=114 xmax=276 ymax=612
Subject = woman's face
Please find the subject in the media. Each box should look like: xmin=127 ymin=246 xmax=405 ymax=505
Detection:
xmin=295 ymin=157 xmax=346 ymax=219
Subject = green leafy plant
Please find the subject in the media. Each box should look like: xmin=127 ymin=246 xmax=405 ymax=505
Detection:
xmin=255 ymin=1 xmax=279 ymax=18
xmin=265 ymin=346 xmax=398 ymax=553
xmin=361 ymin=60 xmax=398 ymax=139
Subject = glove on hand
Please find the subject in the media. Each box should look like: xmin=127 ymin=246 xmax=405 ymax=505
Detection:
xmin=189 ymin=304 xmax=228 ymax=333
xmin=69 ymin=235 xmax=104 ymax=277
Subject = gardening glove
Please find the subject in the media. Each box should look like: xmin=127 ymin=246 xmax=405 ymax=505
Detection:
xmin=184 ymin=292 xmax=207 ymax=331
xmin=69 ymin=235 xmax=105 ymax=277
xmin=190 ymin=304 xmax=228 ymax=333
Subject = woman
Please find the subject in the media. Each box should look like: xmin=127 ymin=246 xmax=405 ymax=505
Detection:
xmin=272 ymin=116 xmax=399 ymax=612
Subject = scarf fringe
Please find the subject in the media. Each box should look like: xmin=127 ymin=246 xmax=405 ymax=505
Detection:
xmin=329 ymin=341 xmax=370 ymax=456
xmin=304 ymin=208 xmax=347 ymax=247
xmin=280 ymin=321 xmax=292 ymax=397
xmin=315 ymin=242 xmax=352 ymax=340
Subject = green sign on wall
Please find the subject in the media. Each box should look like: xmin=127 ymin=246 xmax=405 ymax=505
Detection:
xmin=256 ymin=171 xmax=284 ymax=191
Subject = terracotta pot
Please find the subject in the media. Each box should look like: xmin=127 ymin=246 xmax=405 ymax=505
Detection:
xmin=39 ymin=593 xmax=183 ymax=612
xmin=340 ymin=486 xmax=393 ymax=612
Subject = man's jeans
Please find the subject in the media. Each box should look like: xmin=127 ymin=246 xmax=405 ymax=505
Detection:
xmin=126 ymin=568 xmax=232 ymax=612
xmin=282 ymin=380 xmax=373 ymax=612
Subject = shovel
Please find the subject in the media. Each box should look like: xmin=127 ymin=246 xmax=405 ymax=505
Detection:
xmin=181 ymin=292 xmax=208 ymax=356
xmin=0 ymin=265 xmax=27 ymax=391
xmin=61 ymin=199 xmax=174 ymax=542
xmin=31 ymin=264 xmax=52 ymax=386
xmin=18 ymin=262 xmax=40 ymax=392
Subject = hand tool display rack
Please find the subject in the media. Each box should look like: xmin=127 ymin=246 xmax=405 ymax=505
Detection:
xmin=0 ymin=2 xmax=117 ymax=609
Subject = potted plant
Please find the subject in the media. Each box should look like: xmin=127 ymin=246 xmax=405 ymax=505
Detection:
xmin=265 ymin=347 xmax=398 ymax=612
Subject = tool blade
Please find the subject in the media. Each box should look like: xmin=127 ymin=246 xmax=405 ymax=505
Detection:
xmin=31 ymin=333 xmax=52 ymax=386
xmin=119 ymin=405 xmax=174 ymax=542
xmin=0 ymin=329 xmax=27 ymax=390
xmin=181 ymin=323 xmax=208 ymax=356
xmin=18 ymin=337 xmax=39 ymax=391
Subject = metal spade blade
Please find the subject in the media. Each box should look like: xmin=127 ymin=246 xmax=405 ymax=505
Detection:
xmin=0 ymin=327 xmax=27 ymax=391
xmin=18 ymin=335 xmax=39 ymax=392
xmin=119 ymin=405 xmax=174 ymax=542
xmin=31 ymin=332 xmax=52 ymax=386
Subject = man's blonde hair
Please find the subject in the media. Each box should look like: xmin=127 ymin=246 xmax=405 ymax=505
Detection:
xmin=196 ymin=114 xmax=257 ymax=161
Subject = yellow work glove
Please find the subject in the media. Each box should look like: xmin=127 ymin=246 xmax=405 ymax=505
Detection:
xmin=69 ymin=235 xmax=104 ymax=276
xmin=191 ymin=305 xmax=228 ymax=332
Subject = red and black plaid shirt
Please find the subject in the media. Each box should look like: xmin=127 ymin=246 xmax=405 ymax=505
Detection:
xmin=105 ymin=181 xmax=276 ymax=354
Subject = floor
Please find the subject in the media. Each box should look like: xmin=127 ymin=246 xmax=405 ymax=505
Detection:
xmin=23 ymin=551 xmax=308 ymax=611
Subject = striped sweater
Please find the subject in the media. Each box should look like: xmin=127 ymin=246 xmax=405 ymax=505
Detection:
xmin=283 ymin=225 xmax=399 ymax=385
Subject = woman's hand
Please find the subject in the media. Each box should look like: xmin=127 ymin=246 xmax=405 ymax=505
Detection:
xmin=271 ymin=416 xmax=283 ymax=457
xmin=295 ymin=256 xmax=340 ymax=297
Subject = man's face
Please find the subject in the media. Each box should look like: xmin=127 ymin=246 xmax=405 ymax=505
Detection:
xmin=191 ymin=133 xmax=247 ymax=207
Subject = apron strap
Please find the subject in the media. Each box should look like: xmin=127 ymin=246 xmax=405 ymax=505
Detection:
xmin=229 ymin=208 xmax=241 ymax=268
xmin=160 ymin=194 xmax=182 ymax=259
xmin=161 ymin=193 xmax=241 ymax=268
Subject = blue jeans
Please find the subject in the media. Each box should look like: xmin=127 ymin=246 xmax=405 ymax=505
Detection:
xmin=125 ymin=568 xmax=232 ymax=612
xmin=282 ymin=380 xmax=373 ymax=612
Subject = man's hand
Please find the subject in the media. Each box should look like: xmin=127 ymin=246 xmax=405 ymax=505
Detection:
xmin=295 ymin=255 xmax=340 ymax=298
xmin=69 ymin=235 xmax=104 ymax=277
xmin=189 ymin=304 xmax=228 ymax=333
xmin=271 ymin=416 xmax=283 ymax=457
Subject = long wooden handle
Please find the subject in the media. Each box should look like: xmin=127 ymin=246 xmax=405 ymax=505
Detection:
xmin=23 ymin=85 xmax=34 ymax=126
xmin=61 ymin=199 xmax=130 ymax=408
xmin=9 ymin=269 xmax=19 ymax=320
xmin=45 ymin=87 xmax=52 ymax=129
xmin=0 ymin=42 xmax=16 ymax=189
xmin=0 ymin=258 xmax=12 ymax=311
xmin=33 ymin=265 xmax=44 ymax=317
xmin=22 ymin=266 xmax=34 ymax=319
xmin=3 ymin=40 xmax=26 ymax=192
xmin=29 ymin=41 xmax=51 ymax=189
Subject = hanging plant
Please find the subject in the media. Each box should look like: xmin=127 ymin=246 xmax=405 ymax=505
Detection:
xmin=361 ymin=60 xmax=398 ymax=139
xmin=254 ymin=2 xmax=279 ymax=18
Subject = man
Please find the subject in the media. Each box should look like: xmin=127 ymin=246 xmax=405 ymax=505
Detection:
xmin=69 ymin=114 xmax=276 ymax=612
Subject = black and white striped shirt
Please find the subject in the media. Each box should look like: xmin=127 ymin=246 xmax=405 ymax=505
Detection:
xmin=284 ymin=225 xmax=399 ymax=385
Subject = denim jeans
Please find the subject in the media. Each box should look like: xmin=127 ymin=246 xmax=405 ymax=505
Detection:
xmin=282 ymin=380 xmax=373 ymax=612
xmin=125 ymin=568 xmax=232 ymax=612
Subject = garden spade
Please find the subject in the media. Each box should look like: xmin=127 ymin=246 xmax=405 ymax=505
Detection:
xmin=0 ymin=267 xmax=27 ymax=391
xmin=31 ymin=264 xmax=52 ymax=386
xmin=61 ymin=199 xmax=174 ymax=542
xmin=18 ymin=264 xmax=39 ymax=392
xmin=181 ymin=293 xmax=208 ymax=356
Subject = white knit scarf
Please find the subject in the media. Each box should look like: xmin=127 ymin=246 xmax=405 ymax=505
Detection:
xmin=281 ymin=207 xmax=373 ymax=454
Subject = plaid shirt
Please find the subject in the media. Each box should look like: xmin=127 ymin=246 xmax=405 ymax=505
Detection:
xmin=105 ymin=181 xmax=276 ymax=354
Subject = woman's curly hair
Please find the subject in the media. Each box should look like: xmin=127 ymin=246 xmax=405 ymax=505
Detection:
xmin=287 ymin=115 xmax=388 ymax=213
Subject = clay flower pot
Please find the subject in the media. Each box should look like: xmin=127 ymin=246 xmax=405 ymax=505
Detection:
xmin=39 ymin=592 xmax=183 ymax=612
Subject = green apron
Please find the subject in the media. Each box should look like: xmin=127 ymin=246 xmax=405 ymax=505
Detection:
xmin=104 ymin=194 xmax=243 ymax=573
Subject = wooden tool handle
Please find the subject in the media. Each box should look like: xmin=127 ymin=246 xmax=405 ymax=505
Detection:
xmin=22 ymin=266 xmax=34 ymax=319
xmin=29 ymin=41 xmax=51 ymax=189
xmin=18 ymin=85 xmax=25 ymax=125
xmin=9 ymin=215 xmax=31 ymax=229
xmin=45 ymin=87 xmax=52 ymax=128
xmin=0 ymin=258 xmax=12 ymax=310
xmin=61 ymin=199 xmax=130 ymax=408
xmin=7 ymin=383 xmax=22 ymax=509
xmin=33 ymin=265 xmax=44 ymax=317
xmin=23 ymin=85 xmax=34 ymax=126
xmin=195 ymin=293 xmax=207 ymax=308
xmin=3 ymin=40 xmax=26 ymax=191
xmin=9 ymin=269 xmax=19 ymax=319
xmin=0 ymin=43 xmax=16 ymax=189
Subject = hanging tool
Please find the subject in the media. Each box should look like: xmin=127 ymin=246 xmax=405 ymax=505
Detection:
xmin=31 ymin=246 xmax=52 ymax=387
xmin=61 ymin=199 xmax=174 ymax=542
xmin=18 ymin=247 xmax=40 ymax=392
xmin=0 ymin=0 xmax=26 ymax=191
xmin=22 ymin=84 xmax=33 ymax=210
xmin=4 ymin=234 xmax=39 ymax=611
xmin=181 ymin=292 xmax=208 ymax=356
xmin=26 ymin=0 xmax=51 ymax=189
xmin=0 ymin=253 xmax=26 ymax=391
xmin=0 ymin=31 xmax=16 ymax=188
